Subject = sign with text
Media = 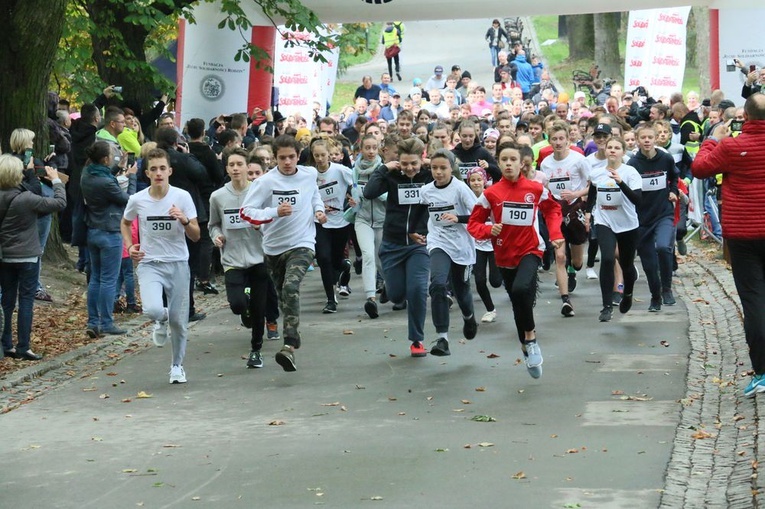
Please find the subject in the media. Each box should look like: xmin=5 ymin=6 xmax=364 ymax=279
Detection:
xmin=624 ymin=7 xmax=691 ymax=100
xmin=717 ymin=8 xmax=765 ymax=104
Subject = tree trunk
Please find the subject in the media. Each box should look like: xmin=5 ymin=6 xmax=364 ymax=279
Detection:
xmin=567 ymin=14 xmax=594 ymax=62
xmin=0 ymin=0 xmax=67 ymax=154
xmin=693 ymin=7 xmax=711 ymax=97
xmin=558 ymin=16 xmax=568 ymax=38
xmin=594 ymin=13 xmax=622 ymax=80
xmin=43 ymin=215 xmax=71 ymax=265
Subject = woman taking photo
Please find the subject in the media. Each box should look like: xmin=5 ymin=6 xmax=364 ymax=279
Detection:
xmin=81 ymin=141 xmax=137 ymax=338
xmin=0 ymin=154 xmax=66 ymax=360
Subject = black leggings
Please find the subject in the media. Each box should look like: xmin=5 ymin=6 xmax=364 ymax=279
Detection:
xmin=224 ymin=264 xmax=268 ymax=351
xmin=596 ymin=225 xmax=639 ymax=308
xmin=386 ymin=54 xmax=401 ymax=76
xmin=474 ymin=249 xmax=502 ymax=312
xmin=315 ymin=224 xmax=351 ymax=300
xmin=500 ymin=254 xmax=540 ymax=346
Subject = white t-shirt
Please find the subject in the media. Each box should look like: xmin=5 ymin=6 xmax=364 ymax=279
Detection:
xmin=316 ymin=163 xmax=354 ymax=229
xmin=239 ymin=165 xmax=325 ymax=256
xmin=540 ymin=150 xmax=591 ymax=203
xmin=123 ymin=186 xmax=197 ymax=264
xmin=419 ymin=177 xmax=477 ymax=265
xmin=589 ymin=163 xmax=642 ymax=233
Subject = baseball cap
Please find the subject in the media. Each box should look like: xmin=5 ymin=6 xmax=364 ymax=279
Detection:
xmin=594 ymin=123 xmax=612 ymax=135
xmin=434 ymin=65 xmax=444 ymax=74
xmin=391 ymin=91 xmax=401 ymax=97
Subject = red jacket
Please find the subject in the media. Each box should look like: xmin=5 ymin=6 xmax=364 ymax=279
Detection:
xmin=468 ymin=175 xmax=563 ymax=268
xmin=692 ymin=120 xmax=765 ymax=240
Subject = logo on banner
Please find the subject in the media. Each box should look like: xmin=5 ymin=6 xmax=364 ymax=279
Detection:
xmin=200 ymin=75 xmax=225 ymax=102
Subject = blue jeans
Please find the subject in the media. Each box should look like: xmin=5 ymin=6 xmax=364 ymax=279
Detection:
xmin=115 ymin=257 xmax=136 ymax=306
xmin=429 ymin=248 xmax=474 ymax=334
xmin=1 ymin=262 xmax=40 ymax=352
xmin=379 ymin=241 xmax=429 ymax=343
xmin=489 ymin=45 xmax=499 ymax=66
xmin=87 ymin=229 xmax=123 ymax=330
xmin=637 ymin=216 xmax=675 ymax=298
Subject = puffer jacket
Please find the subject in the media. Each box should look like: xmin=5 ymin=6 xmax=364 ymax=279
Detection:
xmin=692 ymin=119 xmax=765 ymax=240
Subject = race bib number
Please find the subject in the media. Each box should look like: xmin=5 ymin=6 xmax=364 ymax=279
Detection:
xmin=272 ymin=190 xmax=300 ymax=208
xmin=501 ymin=202 xmax=534 ymax=226
xmin=597 ymin=187 xmax=623 ymax=207
xmin=146 ymin=215 xmax=176 ymax=237
xmin=429 ymin=204 xmax=455 ymax=227
xmin=357 ymin=181 xmax=367 ymax=195
xmin=397 ymin=183 xmax=422 ymax=205
xmin=549 ymin=176 xmax=570 ymax=197
xmin=318 ymin=180 xmax=340 ymax=202
xmin=641 ymin=173 xmax=667 ymax=191
xmin=458 ymin=163 xmax=473 ymax=180
xmin=223 ymin=208 xmax=248 ymax=230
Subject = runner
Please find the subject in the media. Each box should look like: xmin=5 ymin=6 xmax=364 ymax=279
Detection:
xmin=466 ymin=167 xmax=502 ymax=323
xmin=419 ymin=149 xmax=478 ymax=356
xmin=348 ymin=134 xmax=387 ymax=318
xmin=122 ymin=148 xmax=200 ymax=384
xmin=468 ymin=141 xmax=564 ymax=378
xmin=451 ymin=121 xmax=501 ymax=182
xmin=585 ymin=138 xmax=642 ymax=322
xmin=363 ymin=137 xmax=432 ymax=357
xmin=539 ymin=121 xmax=591 ymax=317
xmin=306 ymin=138 xmax=354 ymax=313
xmin=240 ymin=135 xmax=327 ymax=372
xmin=209 ymin=147 xmax=267 ymax=368
xmin=627 ymin=123 xmax=679 ymax=311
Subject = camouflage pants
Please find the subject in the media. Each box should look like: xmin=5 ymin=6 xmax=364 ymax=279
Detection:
xmin=266 ymin=247 xmax=314 ymax=348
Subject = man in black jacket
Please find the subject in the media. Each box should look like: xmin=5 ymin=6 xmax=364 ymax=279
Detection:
xmin=155 ymin=127 xmax=208 ymax=321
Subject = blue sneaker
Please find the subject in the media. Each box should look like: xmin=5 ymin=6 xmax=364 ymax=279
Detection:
xmin=744 ymin=374 xmax=765 ymax=398
xmin=524 ymin=341 xmax=543 ymax=379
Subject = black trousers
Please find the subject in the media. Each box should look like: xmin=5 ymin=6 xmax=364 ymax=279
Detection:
xmin=225 ymin=264 xmax=268 ymax=351
xmin=474 ymin=249 xmax=502 ymax=312
xmin=727 ymin=239 xmax=765 ymax=374
xmin=596 ymin=225 xmax=639 ymax=308
xmin=499 ymin=254 xmax=540 ymax=345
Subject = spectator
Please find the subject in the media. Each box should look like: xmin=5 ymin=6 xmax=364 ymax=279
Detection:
xmin=425 ymin=66 xmax=446 ymax=90
xmin=81 ymin=141 xmax=137 ymax=338
xmin=513 ymin=50 xmax=535 ymax=99
xmin=354 ymin=75 xmax=382 ymax=103
xmin=380 ymin=91 xmax=402 ymax=122
xmin=485 ymin=19 xmax=509 ymax=67
xmin=378 ymin=73 xmax=397 ymax=95
xmin=0 ymin=154 xmax=66 ymax=361
xmin=692 ymin=93 xmax=765 ymax=398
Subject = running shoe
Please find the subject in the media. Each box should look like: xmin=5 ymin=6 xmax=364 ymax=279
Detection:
xmin=189 ymin=312 xmax=206 ymax=322
xmin=561 ymin=301 xmax=575 ymax=317
xmin=463 ymin=315 xmax=478 ymax=340
xmin=35 ymin=289 xmax=53 ymax=302
xmin=266 ymin=322 xmax=280 ymax=341
xmin=430 ymin=338 xmax=451 ymax=356
xmin=379 ymin=285 xmax=389 ymax=304
xmin=169 ymin=365 xmax=186 ymax=384
xmin=392 ymin=301 xmax=407 ymax=311
xmin=612 ymin=292 xmax=623 ymax=306
xmin=567 ymin=270 xmax=577 ymax=293
xmin=410 ymin=341 xmax=427 ymax=357
xmin=744 ymin=374 xmax=765 ymax=398
xmin=598 ymin=306 xmax=613 ymax=322
xmin=481 ymin=310 xmax=497 ymax=323
xmin=246 ymin=350 xmax=264 ymax=369
xmin=648 ymin=297 xmax=662 ymax=312
xmin=275 ymin=346 xmax=297 ymax=372
xmin=322 ymin=300 xmax=337 ymax=314
xmin=353 ymin=257 xmax=363 ymax=275
xmin=619 ymin=293 xmax=633 ymax=314
xmin=662 ymin=289 xmax=676 ymax=306
xmin=586 ymin=267 xmax=598 ymax=280
xmin=338 ymin=285 xmax=352 ymax=298
xmin=196 ymin=280 xmax=219 ymax=295
xmin=152 ymin=320 xmax=169 ymax=347
xmin=677 ymin=239 xmax=688 ymax=256
xmin=364 ymin=298 xmax=379 ymax=319
xmin=524 ymin=341 xmax=543 ymax=379
xmin=396 ymin=72 xmax=402 ymax=81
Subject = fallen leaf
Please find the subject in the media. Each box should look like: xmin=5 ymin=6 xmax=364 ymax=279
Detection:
xmin=426 ymin=396 xmax=433 ymax=401
xmin=121 ymin=398 xmax=132 ymax=403
xmin=512 ymin=471 xmax=526 ymax=480
xmin=106 ymin=372 xmax=118 ymax=376
xmin=514 ymin=358 xmax=522 ymax=365
xmin=92 ymin=437 xmax=103 ymax=442
xmin=566 ymin=448 xmax=579 ymax=454
xmin=136 ymin=391 xmax=153 ymax=399
xmin=463 ymin=444 xmax=473 ymax=449
xmin=660 ymin=340 xmax=670 ymax=347
xmin=269 ymin=420 xmax=286 ymax=426
xmin=163 ymin=444 xmax=181 ymax=448
xmin=611 ymin=390 xmax=625 ymax=395
xmin=99 ymin=393 xmax=110 ymax=399
xmin=434 ymin=448 xmax=448 ymax=452
xmin=475 ymin=386 xmax=486 ymax=392
xmin=321 ymin=402 xmax=340 ymax=406
xmin=82 ymin=387 xmax=97 ymax=392
xmin=369 ymin=496 xmax=383 ymax=501
xmin=191 ymin=497 xmax=201 ymax=501
xmin=388 ymin=354 xmax=397 ymax=358
xmin=342 ymin=329 xmax=354 ymax=335
xmin=461 ymin=399 xmax=471 ymax=404
xmin=398 ymin=412 xmax=406 ymax=416
xmin=691 ymin=430 xmax=714 ymax=440
xmin=388 ymin=396 xmax=397 ymax=401
xmin=340 ymin=405 xmax=347 ymax=412
xmin=478 ymin=442 xmax=494 ymax=447
xmin=123 ymin=469 xmax=138 ymax=473
xmin=471 ymin=415 xmax=496 ymax=422
xmin=487 ymin=353 xmax=500 ymax=358
xmin=355 ymin=385 xmax=366 ymax=390
xmin=550 ymin=434 xmax=558 ymax=438
xmin=452 ymin=409 xmax=465 ymax=412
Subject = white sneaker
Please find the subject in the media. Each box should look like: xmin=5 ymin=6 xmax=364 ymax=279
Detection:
xmin=338 ymin=285 xmax=351 ymax=298
xmin=152 ymin=320 xmax=169 ymax=347
xmin=169 ymin=365 xmax=186 ymax=384
xmin=524 ymin=342 xmax=543 ymax=379
xmin=586 ymin=268 xmax=598 ymax=280
xmin=481 ymin=310 xmax=497 ymax=323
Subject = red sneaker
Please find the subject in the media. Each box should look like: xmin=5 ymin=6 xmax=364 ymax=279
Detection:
xmin=410 ymin=341 xmax=427 ymax=357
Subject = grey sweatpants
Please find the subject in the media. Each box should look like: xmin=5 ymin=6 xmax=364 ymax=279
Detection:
xmin=137 ymin=261 xmax=190 ymax=366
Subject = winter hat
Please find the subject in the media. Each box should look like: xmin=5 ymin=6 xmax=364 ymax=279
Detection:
xmin=483 ymin=128 xmax=500 ymax=141
xmin=466 ymin=166 xmax=488 ymax=185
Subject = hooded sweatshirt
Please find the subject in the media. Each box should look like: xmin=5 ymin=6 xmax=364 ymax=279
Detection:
xmin=209 ymin=181 xmax=264 ymax=269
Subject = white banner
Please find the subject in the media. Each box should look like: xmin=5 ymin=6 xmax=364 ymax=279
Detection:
xmin=717 ymin=8 xmax=765 ymax=105
xmin=624 ymin=7 xmax=691 ymax=100
xmin=273 ymin=27 xmax=339 ymax=126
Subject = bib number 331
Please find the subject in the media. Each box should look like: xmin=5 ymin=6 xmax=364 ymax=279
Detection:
xmin=398 ymin=184 xmax=422 ymax=205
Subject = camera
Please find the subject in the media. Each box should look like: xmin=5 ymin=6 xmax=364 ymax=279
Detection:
xmin=112 ymin=86 xmax=123 ymax=93
xmin=731 ymin=120 xmax=744 ymax=132
xmin=127 ymin=152 xmax=136 ymax=166
xmin=22 ymin=148 xmax=33 ymax=167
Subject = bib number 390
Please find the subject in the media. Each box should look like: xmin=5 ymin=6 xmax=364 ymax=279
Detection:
xmin=146 ymin=216 xmax=175 ymax=237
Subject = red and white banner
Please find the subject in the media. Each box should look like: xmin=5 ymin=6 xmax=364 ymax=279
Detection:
xmin=272 ymin=27 xmax=340 ymax=125
xmin=624 ymin=7 xmax=691 ymax=100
